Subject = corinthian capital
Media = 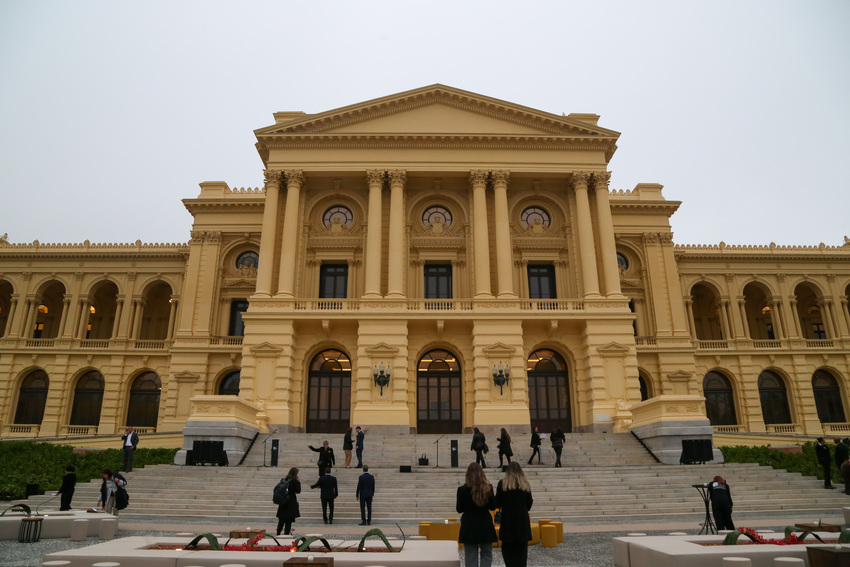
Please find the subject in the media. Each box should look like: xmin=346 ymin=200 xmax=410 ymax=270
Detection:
xmin=263 ymin=169 xmax=282 ymax=186
xmin=284 ymin=170 xmax=305 ymax=187
xmin=571 ymin=171 xmax=591 ymax=188
xmin=491 ymin=170 xmax=510 ymax=187
xmin=366 ymin=169 xmax=385 ymax=186
xmin=469 ymin=170 xmax=488 ymax=187
xmin=592 ymin=171 xmax=611 ymax=190
xmin=388 ymin=169 xmax=407 ymax=186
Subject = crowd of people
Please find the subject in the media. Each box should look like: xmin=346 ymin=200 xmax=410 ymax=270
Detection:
xmin=471 ymin=424 xmax=569 ymax=469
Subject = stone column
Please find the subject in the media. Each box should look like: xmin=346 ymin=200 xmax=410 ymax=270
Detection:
xmin=685 ymin=298 xmax=697 ymax=339
xmin=738 ymin=297 xmax=751 ymax=338
xmin=20 ymin=298 xmax=35 ymax=337
xmin=76 ymin=298 xmax=91 ymax=339
xmin=592 ymin=172 xmax=624 ymax=297
xmin=722 ymin=300 xmax=736 ymax=338
xmin=718 ymin=299 xmax=731 ymax=339
xmin=470 ymin=170 xmax=492 ymax=298
xmin=110 ymin=298 xmax=124 ymax=339
xmin=771 ymin=299 xmax=785 ymax=340
xmin=276 ymin=170 xmax=304 ymax=297
xmin=819 ymin=300 xmax=837 ymax=339
xmin=634 ymin=298 xmax=648 ymax=336
xmin=386 ymin=170 xmax=406 ymax=298
xmin=57 ymin=297 xmax=71 ymax=338
xmin=363 ymin=170 xmax=384 ymax=298
xmin=492 ymin=170 xmax=516 ymax=298
xmin=788 ymin=297 xmax=802 ymax=338
xmin=167 ymin=297 xmax=179 ymax=339
xmin=571 ymin=172 xmax=601 ymax=297
xmin=131 ymin=298 xmax=145 ymax=339
xmin=255 ymin=170 xmax=282 ymax=297
xmin=5 ymin=295 xmax=18 ymax=337
xmin=841 ymin=296 xmax=850 ymax=337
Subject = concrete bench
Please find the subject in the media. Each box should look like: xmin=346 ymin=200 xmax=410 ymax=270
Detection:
xmin=0 ymin=511 xmax=118 ymax=540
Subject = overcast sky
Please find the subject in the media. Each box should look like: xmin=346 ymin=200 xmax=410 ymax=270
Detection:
xmin=1 ymin=1 xmax=847 ymax=248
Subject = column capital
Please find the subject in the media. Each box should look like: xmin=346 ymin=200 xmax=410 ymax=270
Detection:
xmin=263 ymin=169 xmax=283 ymax=187
xmin=570 ymin=171 xmax=592 ymax=188
xmin=469 ymin=170 xmax=488 ymax=187
xmin=284 ymin=170 xmax=305 ymax=187
xmin=592 ymin=171 xmax=611 ymax=190
xmin=388 ymin=169 xmax=407 ymax=186
xmin=366 ymin=169 xmax=385 ymax=186
xmin=491 ymin=170 xmax=510 ymax=186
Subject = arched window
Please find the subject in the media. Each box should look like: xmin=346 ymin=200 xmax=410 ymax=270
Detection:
xmin=139 ymin=282 xmax=173 ymax=340
xmin=616 ymin=252 xmax=630 ymax=271
xmin=703 ymin=371 xmax=737 ymax=426
xmin=126 ymin=371 xmax=161 ymax=428
xmin=236 ymin=251 xmax=259 ymax=270
xmin=417 ymin=350 xmax=462 ymax=434
xmin=422 ymin=206 xmax=453 ymax=228
xmin=758 ymin=370 xmax=792 ymax=425
xmin=14 ymin=370 xmax=49 ymax=425
xmin=638 ymin=373 xmax=652 ymax=402
xmin=520 ymin=207 xmax=550 ymax=229
xmin=218 ymin=371 xmax=241 ymax=395
xmin=527 ymin=349 xmax=571 ymax=433
xmin=322 ymin=206 xmax=353 ymax=228
xmin=307 ymin=350 xmax=352 ymax=433
xmin=69 ymin=370 xmax=105 ymax=426
xmin=812 ymin=370 xmax=846 ymax=423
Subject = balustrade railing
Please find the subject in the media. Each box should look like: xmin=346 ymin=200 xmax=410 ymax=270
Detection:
xmin=209 ymin=336 xmax=244 ymax=346
xmin=804 ymin=339 xmax=834 ymax=348
xmin=634 ymin=336 xmax=657 ymax=347
xmin=133 ymin=340 xmax=167 ymax=350
xmin=752 ymin=340 xmax=782 ymax=349
xmin=765 ymin=423 xmax=801 ymax=434
xmin=823 ymin=422 xmax=850 ymax=434
xmin=413 ymin=299 xmax=474 ymax=311
xmin=713 ymin=425 xmax=742 ymax=433
xmin=25 ymin=338 xmax=55 ymax=348
xmin=294 ymin=299 xmax=360 ymax=311
xmin=519 ymin=299 xmax=584 ymax=311
xmin=80 ymin=339 xmax=110 ymax=349
xmin=697 ymin=340 xmax=729 ymax=350
xmin=60 ymin=425 xmax=98 ymax=436
xmin=2 ymin=424 xmax=40 ymax=436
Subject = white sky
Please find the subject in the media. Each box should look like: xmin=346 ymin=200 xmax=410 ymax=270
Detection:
xmin=0 ymin=1 xmax=848 ymax=247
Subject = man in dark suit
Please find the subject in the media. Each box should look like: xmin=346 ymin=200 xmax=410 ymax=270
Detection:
xmin=308 ymin=440 xmax=336 ymax=480
xmin=815 ymin=437 xmax=835 ymax=489
xmin=355 ymin=465 xmax=375 ymax=525
xmin=355 ymin=426 xmax=365 ymax=468
xmin=121 ymin=427 xmax=139 ymax=472
xmin=310 ymin=467 xmax=338 ymax=524
xmin=834 ymin=437 xmax=849 ymax=470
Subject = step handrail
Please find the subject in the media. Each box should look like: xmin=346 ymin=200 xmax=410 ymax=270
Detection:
xmin=238 ymin=431 xmax=260 ymax=466
xmin=630 ymin=430 xmax=661 ymax=464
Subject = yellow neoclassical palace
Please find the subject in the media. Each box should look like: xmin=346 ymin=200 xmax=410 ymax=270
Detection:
xmin=1 ymin=85 xmax=849 ymax=447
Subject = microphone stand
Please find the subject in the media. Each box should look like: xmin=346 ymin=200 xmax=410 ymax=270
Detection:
xmin=262 ymin=428 xmax=278 ymax=468
xmin=434 ymin=434 xmax=446 ymax=469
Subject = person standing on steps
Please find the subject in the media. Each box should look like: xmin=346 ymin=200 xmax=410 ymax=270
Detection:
xmin=355 ymin=426 xmax=365 ymax=468
xmin=527 ymin=426 xmax=541 ymax=465
xmin=276 ymin=467 xmax=301 ymax=536
xmin=816 ymin=437 xmax=835 ymax=489
xmin=121 ymin=426 xmax=139 ymax=472
xmin=311 ymin=467 xmax=338 ymax=524
xmin=497 ymin=428 xmax=513 ymax=468
xmin=834 ymin=437 xmax=849 ymax=472
xmin=550 ymin=428 xmax=565 ymax=467
xmin=495 ymin=462 xmax=533 ymax=567
xmin=471 ymin=427 xmax=487 ymax=468
xmin=456 ymin=463 xmax=497 ymax=567
xmin=343 ymin=427 xmax=354 ymax=468
xmin=356 ymin=464 xmax=375 ymax=525
xmin=308 ymin=440 xmax=336 ymax=479
xmin=56 ymin=464 xmax=77 ymax=511
xmin=707 ymin=475 xmax=734 ymax=530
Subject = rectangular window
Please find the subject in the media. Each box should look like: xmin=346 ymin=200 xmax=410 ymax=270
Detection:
xmin=228 ymin=300 xmax=249 ymax=336
xmin=813 ymin=323 xmax=826 ymax=339
xmin=528 ymin=265 xmax=557 ymax=299
xmin=319 ymin=264 xmax=348 ymax=299
xmin=424 ymin=264 xmax=452 ymax=299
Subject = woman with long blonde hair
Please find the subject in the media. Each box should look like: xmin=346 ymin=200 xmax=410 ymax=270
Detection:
xmin=456 ymin=462 xmax=497 ymax=567
xmin=495 ymin=461 xmax=533 ymax=567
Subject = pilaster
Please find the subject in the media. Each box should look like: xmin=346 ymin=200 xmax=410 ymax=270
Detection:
xmin=276 ymin=170 xmax=304 ymax=297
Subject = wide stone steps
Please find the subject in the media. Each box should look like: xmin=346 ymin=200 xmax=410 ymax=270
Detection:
xmin=17 ymin=434 xmax=849 ymax=522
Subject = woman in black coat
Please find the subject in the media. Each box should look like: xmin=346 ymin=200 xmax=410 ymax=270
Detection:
xmin=457 ymin=462 xmax=497 ymax=567
xmin=497 ymin=428 xmax=513 ymax=467
xmin=495 ymin=461 xmax=533 ymax=567
xmin=550 ymin=428 xmax=566 ymax=467
xmin=707 ymin=475 xmax=734 ymax=530
xmin=527 ymin=426 xmax=541 ymax=465
xmin=343 ymin=427 xmax=354 ymax=468
xmin=471 ymin=427 xmax=487 ymax=468
xmin=276 ymin=467 xmax=302 ymax=535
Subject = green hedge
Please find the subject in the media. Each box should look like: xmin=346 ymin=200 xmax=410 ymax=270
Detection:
xmin=720 ymin=442 xmax=842 ymax=481
xmin=0 ymin=441 xmax=177 ymax=501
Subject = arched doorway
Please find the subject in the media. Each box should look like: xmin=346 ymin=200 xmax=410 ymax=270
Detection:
xmin=33 ymin=281 xmax=66 ymax=339
xmin=758 ymin=370 xmax=792 ymax=425
xmin=417 ymin=349 xmax=462 ymax=434
xmin=126 ymin=371 xmax=161 ymax=428
xmin=812 ymin=369 xmax=846 ymax=424
xmin=88 ymin=281 xmax=119 ymax=339
xmin=139 ymin=282 xmax=172 ymax=340
xmin=14 ymin=369 xmax=49 ymax=425
xmin=218 ymin=370 xmax=241 ymax=395
xmin=638 ymin=371 xmax=653 ymax=402
xmin=69 ymin=370 xmax=105 ymax=426
xmin=703 ymin=371 xmax=737 ymax=426
xmin=527 ymin=349 xmax=571 ymax=433
xmin=0 ymin=279 xmax=13 ymax=338
xmin=307 ymin=350 xmax=351 ymax=433
xmin=691 ymin=283 xmax=723 ymax=340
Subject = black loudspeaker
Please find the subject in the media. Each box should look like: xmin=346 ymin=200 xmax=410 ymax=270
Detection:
xmin=680 ymin=439 xmax=714 ymax=464
xmin=450 ymin=439 xmax=459 ymax=468
xmin=271 ymin=439 xmax=279 ymax=467
xmin=399 ymin=465 xmax=412 ymax=473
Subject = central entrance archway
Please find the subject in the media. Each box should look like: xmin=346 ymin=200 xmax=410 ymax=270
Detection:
xmin=306 ymin=349 xmax=351 ymax=433
xmin=417 ymin=349 xmax=462 ymax=434
xmin=527 ymin=349 xmax=571 ymax=433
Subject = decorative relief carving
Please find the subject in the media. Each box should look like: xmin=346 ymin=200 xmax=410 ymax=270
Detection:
xmin=22 ymin=272 xmax=32 ymax=281
xmin=127 ymin=272 xmax=137 ymax=281
xmin=74 ymin=272 xmax=84 ymax=280
xmin=237 ymin=264 xmax=258 ymax=278
xmin=469 ymin=170 xmax=488 ymax=187
xmin=388 ymin=169 xmax=407 ymax=186
xmin=570 ymin=171 xmax=591 ymax=187
xmin=725 ymin=273 xmax=735 ymax=282
xmin=263 ymin=169 xmax=282 ymax=186
xmin=592 ymin=171 xmax=611 ymax=190
xmin=643 ymin=232 xmax=660 ymax=245
xmin=366 ymin=169 xmax=385 ymax=186
xmin=285 ymin=170 xmax=305 ymax=187
xmin=491 ymin=170 xmax=510 ymax=186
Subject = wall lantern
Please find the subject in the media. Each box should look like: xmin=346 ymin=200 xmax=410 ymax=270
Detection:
xmin=492 ymin=362 xmax=510 ymax=395
xmin=373 ymin=362 xmax=391 ymax=395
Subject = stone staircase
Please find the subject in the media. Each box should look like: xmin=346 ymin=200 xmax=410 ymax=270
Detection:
xmin=19 ymin=433 xmax=850 ymax=524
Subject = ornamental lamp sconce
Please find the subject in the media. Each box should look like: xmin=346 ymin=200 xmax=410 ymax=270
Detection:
xmin=373 ymin=362 xmax=391 ymax=396
xmin=492 ymin=362 xmax=510 ymax=395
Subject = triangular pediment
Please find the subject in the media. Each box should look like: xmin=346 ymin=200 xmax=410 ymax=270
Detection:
xmin=365 ymin=342 xmax=400 ymax=356
xmin=597 ymin=342 xmax=630 ymax=356
xmin=482 ymin=342 xmax=517 ymax=356
xmin=256 ymin=84 xmax=620 ymax=140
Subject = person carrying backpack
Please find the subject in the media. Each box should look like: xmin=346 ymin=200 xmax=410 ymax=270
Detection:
xmin=97 ymin=469 xmax=127 ymax=515
xmin=275 ymin=467 xmax=301 ymax=535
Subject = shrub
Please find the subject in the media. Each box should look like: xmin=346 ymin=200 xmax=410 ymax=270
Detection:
xmin=719 ymin=442 xmax=841 ymax=480
xmin=0 ymin=441 xmax=177 ymax=500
